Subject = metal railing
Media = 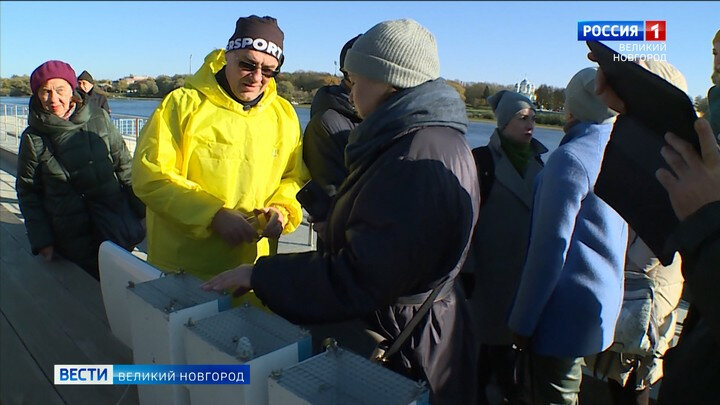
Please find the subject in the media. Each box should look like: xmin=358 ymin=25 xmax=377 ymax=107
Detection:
xmin=111 ymin=113 xmax=147 ymax=140
xmin=0 ymin=103 xmax=147 ymax=144
xmin=0 ymin=103 xmax=30 ymax=146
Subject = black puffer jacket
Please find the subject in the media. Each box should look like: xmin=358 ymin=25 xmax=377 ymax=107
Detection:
xmin=253 ymin=79 xmax=480 ymax=404
xmin=303 ymin=82 xmax=361 ymax=193
xmin=16 ymin=95 xmax=133 ymax=274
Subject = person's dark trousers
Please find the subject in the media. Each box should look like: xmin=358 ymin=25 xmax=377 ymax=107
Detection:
xmin=477 ymin=344 xmax=529 ymax=404
xmin=608 ymin=370 xmax=650 ymax=405
xmin=526 ymin=352 xmax=583 ymax=405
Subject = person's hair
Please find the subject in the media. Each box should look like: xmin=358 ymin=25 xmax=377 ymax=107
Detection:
xmin=340 ymin=35 xmax=361 ymax=82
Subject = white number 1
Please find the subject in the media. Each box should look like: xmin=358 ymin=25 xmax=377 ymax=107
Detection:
xmin=650 ymin=24 xmax=659 ymax=39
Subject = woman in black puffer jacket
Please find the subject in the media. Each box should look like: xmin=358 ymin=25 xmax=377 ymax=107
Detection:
xmin=16 ymin=60 xmax=140 ymax=279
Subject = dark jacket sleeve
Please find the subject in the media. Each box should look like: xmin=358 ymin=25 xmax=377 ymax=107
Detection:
xmin=15 ymin=132 xmax=54 ymax=254
xmin=673 ymin=201 xmax=720 ymax=342
xmin=302 ymin=109 xmax=352 ymax=191
xmin=104 ymin=111 xmax=133 ymax=188
xmin=252 ymin=157 xmax=472 ymax=324
xmin=100 ymin=94 xmax=111 ymax=114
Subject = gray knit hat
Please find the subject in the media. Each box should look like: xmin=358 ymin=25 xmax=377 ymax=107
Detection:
xmin=564 ymin=67 xmax=617 ymax=124
xmin=344 ymin=19 xmax=439 ymax=88
xmin=487 ymin=90 xmax=536 ymax=129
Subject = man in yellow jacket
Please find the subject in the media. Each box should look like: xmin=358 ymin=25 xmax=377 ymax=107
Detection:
xmin=132 ymin=15 xmax=306 ymax=280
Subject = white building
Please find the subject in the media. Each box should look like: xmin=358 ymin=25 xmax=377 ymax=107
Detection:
xmin=514 ymin=78 xmax=536 ymax=103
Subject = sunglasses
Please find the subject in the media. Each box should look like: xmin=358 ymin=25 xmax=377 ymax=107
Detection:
xmin=237 ymin=59 xmax=280 ymax=78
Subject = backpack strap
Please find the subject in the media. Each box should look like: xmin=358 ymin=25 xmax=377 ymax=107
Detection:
xmin=471 ymin=146 xmax=495 ymax=207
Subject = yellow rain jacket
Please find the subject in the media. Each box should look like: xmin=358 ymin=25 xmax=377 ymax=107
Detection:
xmin=131 ymin=49 xmax=306 ymax=280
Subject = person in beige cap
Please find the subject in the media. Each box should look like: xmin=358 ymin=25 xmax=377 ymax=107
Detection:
xmin=585 ymin=61 xmax=687 ymax=405
xmin=204 ymin=18 xmax=479 ymax=404
xmin=508 ymin=68 xmax=628 ymax=404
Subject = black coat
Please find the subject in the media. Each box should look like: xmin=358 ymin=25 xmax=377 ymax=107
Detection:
xmin=16 ymin=96 xmax=133 ymax=275
xmin=658 ymin=201 xmax=720 ymax=403
xmin=253 ymin=79 xmax=480 ymax=404
xmin=80 ymin=87 xmax=111 ymax=114
xmin=303 ymin=83 xmax=361 ymax=193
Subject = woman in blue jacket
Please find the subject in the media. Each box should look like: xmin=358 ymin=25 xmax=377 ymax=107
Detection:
xmin=508 ymin=67 xmax=628 ymax=404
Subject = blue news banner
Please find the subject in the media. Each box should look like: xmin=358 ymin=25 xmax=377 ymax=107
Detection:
xmin=54 ymin=364 xmax=250 ymax=385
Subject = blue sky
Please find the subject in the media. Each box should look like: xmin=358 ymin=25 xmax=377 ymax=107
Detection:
xmin=1 ymin=1 xmax=717 ymax=98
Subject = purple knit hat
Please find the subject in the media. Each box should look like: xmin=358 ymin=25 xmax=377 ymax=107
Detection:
xmin=30 ymin=60 xmax=77 ymax=94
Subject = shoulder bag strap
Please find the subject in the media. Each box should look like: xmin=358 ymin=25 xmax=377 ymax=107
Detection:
xmin=377 ymin=277 xmax=451 ymax=363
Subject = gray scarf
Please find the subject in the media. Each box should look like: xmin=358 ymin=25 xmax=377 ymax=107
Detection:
xmin=344 ymin=78 xmax=468 ymax=171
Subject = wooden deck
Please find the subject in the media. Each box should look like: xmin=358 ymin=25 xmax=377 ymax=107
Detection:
xmin=0 ymin=177 xmax=140 ymax=403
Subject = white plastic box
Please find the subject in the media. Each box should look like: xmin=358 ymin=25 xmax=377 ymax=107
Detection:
xmin=127 ymin=271 xmax=230 ymax=405
xmin=98 ymin=241 xmax=163 ymax=348
xmin=184 ymin=304 xmax=311 ymax=405
xmin=267 ymin=347 xmax=430 ymax=405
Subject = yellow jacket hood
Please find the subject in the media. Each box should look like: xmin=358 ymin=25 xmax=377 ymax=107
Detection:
xmin=186 ymin=48 xmax=279 ymax=115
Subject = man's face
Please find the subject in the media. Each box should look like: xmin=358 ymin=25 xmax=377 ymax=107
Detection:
xmin=224 ymin=49 xmax=279 ymax=102
xmin=78 ymin=79 xmax=93 ymax=93
xmin=37 ymin=78 xmax=73 ymax=118
xmin=713 ymin=40 xmax=720 ymax=75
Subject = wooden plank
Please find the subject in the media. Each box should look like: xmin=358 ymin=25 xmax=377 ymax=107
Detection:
xmin=0 ymin=312 xmax=65 ymax=405
xmin=0 ymin=232 xmax=136 ymax=404
xmin=0 ymin=205 xmax=109 ymax=325
xmin=0 ymin=227 xmax=131 ymax=362
xmin=0 ymin=265 xmax=121 ymax=404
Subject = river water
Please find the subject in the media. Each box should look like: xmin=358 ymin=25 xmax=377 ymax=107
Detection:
xmin=1 ymin=96 xmax=563 ymax=152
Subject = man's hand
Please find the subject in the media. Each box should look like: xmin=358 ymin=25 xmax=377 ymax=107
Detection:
xmin=259 ymin=206 xmax=286 ymax=239
xmin=587 ymin=52 xmax=627 ymax=114
xmin=211 ymin=208 xmax=259 ymax=245
xmin=201 ymin=264 xmax=253 ymax=297
xmin=656 ymin=118 xmax=720 ymax=221
xmin=39 ymin=245 xmax=54 ymax=262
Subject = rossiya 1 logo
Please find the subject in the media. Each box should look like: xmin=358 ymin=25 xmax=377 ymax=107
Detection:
xmin=578 ymin=20 xmax=667 ymax=62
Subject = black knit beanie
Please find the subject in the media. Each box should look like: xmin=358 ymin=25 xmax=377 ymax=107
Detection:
xmin=226 ymin=15 xmax=284 ymax=65
xmin=77 ymin=70 xmax=94 ymax=84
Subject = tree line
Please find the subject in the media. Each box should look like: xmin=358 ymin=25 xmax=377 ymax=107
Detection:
xmin=1 ymin=72 xmax=710 ymax=118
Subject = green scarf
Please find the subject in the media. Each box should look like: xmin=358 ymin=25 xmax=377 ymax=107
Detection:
xmin=499 ymin=132 xmax=533 ymax=176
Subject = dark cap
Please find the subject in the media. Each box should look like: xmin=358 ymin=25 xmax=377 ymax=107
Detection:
xmin=226 ymin=15 xmax=284 ymax=65
xmin=339 ymin=34 xmax=362 ymax=72
xmin=77 ymin=70 xmax=94 ymax=84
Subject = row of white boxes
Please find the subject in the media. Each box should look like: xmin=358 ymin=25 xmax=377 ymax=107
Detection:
xmin=98 ymin=241 xmax=430 ymax=405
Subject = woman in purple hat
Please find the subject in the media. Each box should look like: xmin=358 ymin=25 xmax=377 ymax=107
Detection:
xmin=16 ymin=60 xmax=143 ymax=279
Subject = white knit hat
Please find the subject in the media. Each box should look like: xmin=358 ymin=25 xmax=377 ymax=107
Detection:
xmin=564 ymin=67 xmax=617 ymax=124
xmin=344 ymin=19 xmax=440 ymax=88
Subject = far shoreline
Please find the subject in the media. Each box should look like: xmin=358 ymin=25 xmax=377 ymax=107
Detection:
xmin=0 ymin=96 xmax=564 ymax=129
